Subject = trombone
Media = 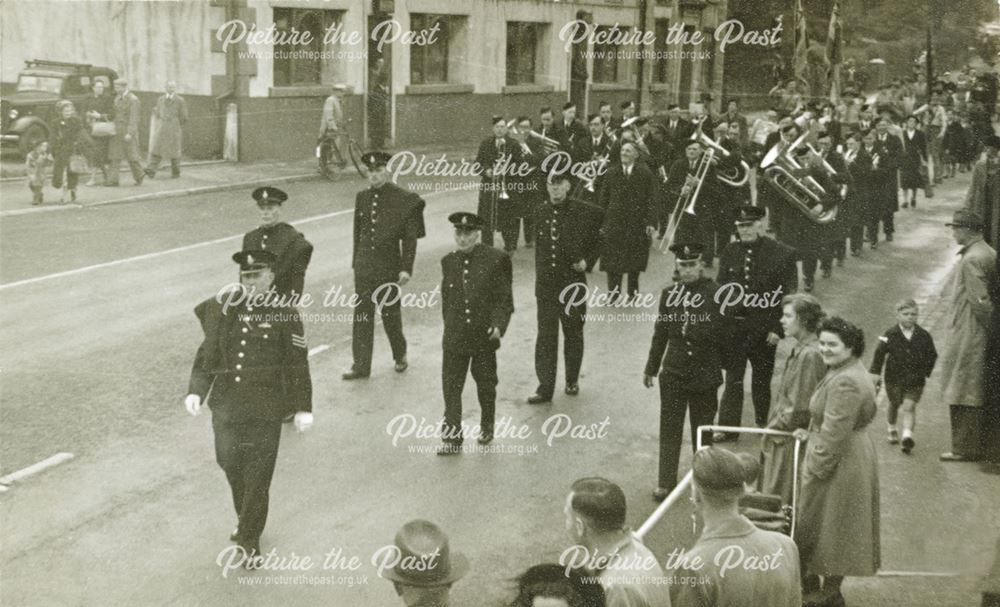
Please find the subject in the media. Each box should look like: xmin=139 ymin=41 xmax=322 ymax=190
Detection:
xmin=661 ymin=145 xmax=715 ymax=249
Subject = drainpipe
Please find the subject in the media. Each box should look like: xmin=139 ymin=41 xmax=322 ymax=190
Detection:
xmin=637 ymin=0 xmax=648 ymax=112
xmin=216 ymin=1 xmax=239 ymax=161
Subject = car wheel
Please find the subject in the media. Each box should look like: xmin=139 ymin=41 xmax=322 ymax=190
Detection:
xmin=19 ymin=123 xmax=47 ymax=157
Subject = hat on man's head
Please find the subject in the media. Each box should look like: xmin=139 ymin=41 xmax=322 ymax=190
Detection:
xmin=984 ymin=134 xmax=1000 ymax=149
xmin=945 ymin=209 xmax=984 ymax=230
xmin=668 ymin=242 xmax=704 ymax=261
xmin=735 ymin=205 xmax=766 ymax=223
xmin=379 ymin=520 xmax=468 ymax=588
xmin=448 ymin=212 xmax=484 ymax=231
xmin=491 ymin=115 xmax=505 ymax=126
xmin=252 ymin=186 xmax=288 ymax=206
xmin=361 ymin=151 xmax=392 ymax=170
xmin=692 ymin=446 xmax=747 ymax=493
xmin=667 ymin=103 xmax=680 ymax=111
xmin=562 ymin=102 xmax=576 ymax=111
xmin=232 ymin=249 xmax=277 ymax=272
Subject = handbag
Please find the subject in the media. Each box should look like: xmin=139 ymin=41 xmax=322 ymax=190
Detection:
xmin=69 ymin=153 xmax=89 ymax=174
xmin=91 ymin=120 xmax=116 ymax=137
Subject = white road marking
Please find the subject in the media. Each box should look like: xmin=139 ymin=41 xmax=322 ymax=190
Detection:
xmin=308 ymin=344 xmax=330 ymax=357
xmin=876 ymin=570 xmax=960 ymax=577
xmin=0 ymin=452 xmax=75 ymax=486
xmin=0 ymin=188 xmax=450 ymax=291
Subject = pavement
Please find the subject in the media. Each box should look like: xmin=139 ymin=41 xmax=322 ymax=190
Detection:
xmin=0 ymin=164 xmax=998 ymax=606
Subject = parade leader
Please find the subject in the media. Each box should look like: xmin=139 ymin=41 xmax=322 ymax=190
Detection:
xmin=184 ymin=249 xmax=313 ymax=563
xmin=437 ymin=212 xmax=514 ymax=455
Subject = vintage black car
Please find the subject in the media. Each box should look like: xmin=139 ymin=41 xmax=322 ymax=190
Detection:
xmin=1 ymin=60 xmax=118 ymax=157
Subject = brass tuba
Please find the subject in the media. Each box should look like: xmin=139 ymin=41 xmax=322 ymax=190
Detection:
xmin=760 ymin=132 xmax=838 ymax=224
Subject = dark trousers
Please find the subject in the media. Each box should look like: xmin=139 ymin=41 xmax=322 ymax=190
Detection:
xmin=29 ymin=184 xmax=43 ymax=204
xmin=949 ymin=404 xmax=984 ymax=459
xmin=212 ymin=415 xmax=282 ymax=543
xmin=607 ymin=272 xmax=640 ymax=300
xmin=148 ymin=154 xmax=181 ymax=177
xmin=534 ymin=298 xmax=585 ymax=398
xmin=718 ymin=325 xmax=776 ymax=428
xmin=352 ymin=280 xmax=406 ymax=374
xmin=658 ymin=376 xmax=717 ymax=489
xmin=442 ymin=349 xmax=498 ymax=444
xmin=51 ymin=153 xmax=79 ymax=190
xmin=882 ymin=210 xmax=895 ymax=236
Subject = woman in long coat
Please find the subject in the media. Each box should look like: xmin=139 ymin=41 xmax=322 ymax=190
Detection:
xmin=794 ymin=316 xmax=880 ymax=607
xmin=597 ymin=141 xmax=658 ymax=301
xmin=49 ymin=101 xmax=84 ymax=202
xmin=899 ymin=115 xmax=928 ymax=208
xmin=761 ymin=293 xmax=827 ymax=504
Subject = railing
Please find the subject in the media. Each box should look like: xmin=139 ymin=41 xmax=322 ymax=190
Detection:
xmin=636 ymin=425 xmax=801 ymax=541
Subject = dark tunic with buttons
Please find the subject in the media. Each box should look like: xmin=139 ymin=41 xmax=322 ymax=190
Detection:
xmin=242 ymin=223 xmax=313 ymax=297
xmin=532 ymin=198 xmax=603 ymax=300
xmin=717 ymin=236 xmax=798 ymax=334
xmin=644 ymin=277 xmax=724 ymax=390
xmin=188 ymin=295 xmax=312 ymax=422
xmin=441 ymin=244 xmax=514 ymax=354
xmin=352 ymin=182 xmax=426 ymax=285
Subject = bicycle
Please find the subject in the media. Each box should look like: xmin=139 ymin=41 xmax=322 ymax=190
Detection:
xmin=317 ymin=118 xmax=365 ymax=180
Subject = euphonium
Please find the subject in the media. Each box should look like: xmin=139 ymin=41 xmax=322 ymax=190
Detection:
xmin=760 ymin=134 xmax=838 ymax=225
xmin=691 ymin=130 xmax=750 ymax=187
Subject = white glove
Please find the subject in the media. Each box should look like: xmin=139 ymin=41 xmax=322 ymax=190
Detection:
xmin=185 ymin=394 xmax=202 ymax=416
xmin=294 ymin=412 xmax=314 ymax=432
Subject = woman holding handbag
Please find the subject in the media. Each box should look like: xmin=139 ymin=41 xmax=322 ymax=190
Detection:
xmin=50 ymin=101 xmax=85 ymax=203
xmin=81 ymin=80 xmax=115 ymax=186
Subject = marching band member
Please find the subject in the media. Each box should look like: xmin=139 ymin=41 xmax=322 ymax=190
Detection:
xmin=510 ymin=115 xmax=546 ymax=248
xmin=814 ymin=130 xmax=850 ymax=272
xmin=572 ymin=114 xmax=613 ymax=203
xmin=597 ymin=100 xmax=614 ymax=132
xmin=663 ymin=104 xmax=694 ymax=170
xmin=553 ymin=101 xmax=587 ymax=151
xmin=537 ymin=106 xmax=557 ymax=143
xmin=666 ymin=139 xmax=718 ymax=263
xmin=873 ymin=117 xmax=903 ymax=243
xmin=475 ymin=115 xmax=523 ymax=251
xmin=837 ymin=131 xmax=874 ymax=260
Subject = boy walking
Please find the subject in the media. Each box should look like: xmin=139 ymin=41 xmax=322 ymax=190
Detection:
xmin=870 ymin=299 xmax=938 ymax=453
xmin=26 ymin=141 xmax=52 ymax=206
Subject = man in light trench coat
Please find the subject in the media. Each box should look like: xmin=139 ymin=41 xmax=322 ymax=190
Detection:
xmin=147 ymin=80 xmax=188 ymax=178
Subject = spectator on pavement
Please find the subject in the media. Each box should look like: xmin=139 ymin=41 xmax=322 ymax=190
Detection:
xmin=107 ymin=78 xmax=145 ymax=186
xmin=964 ymin=134 xmax=1000 ymax=247
xmin=983 ymin=258 xmax=1000 ymax=465
xmin=794 ymin=317 xmax=880 ymax=607
xmin=50 ymin=100 xmax=84 ymax=203
xmin=869 ymin=299 xmax=938 ymax=455
xmin=671 ymin=447 xmax=801 ymax=607
xmin=25 ymin=140 xmax=52 ymax=206
xmin=80 ymin=79 xmax=114 ymax=186
xmin=381 ymin=519 xmax=468 ymax=607
xmin=146 ymin=80 xmax=188 ymax=179
xmin=319 ymin=83 xmax=348 ymax=139
xmin=511 ymin=563 xmax=606 ymax=607
xmin=939 ymin=209 xmax=996 ymax=462
xmin=563 ymin=477 xmax=671 ymax=607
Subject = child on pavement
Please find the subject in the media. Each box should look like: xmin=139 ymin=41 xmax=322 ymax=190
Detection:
xmin=26 ymin=140 xmax=53 ymax=206
xmin=869 ymin=299 xmax=938 ymax=454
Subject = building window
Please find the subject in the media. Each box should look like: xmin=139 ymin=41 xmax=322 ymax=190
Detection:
xmin=273 ymin=8 xmax=343 ymax=87
xmin=592 ymin=25 xmax=620 ymax=84
xmin=410 ymin=14 xmax=450 ymax=84
xmin=653 ymin=19 xmax=670 ymax=83
xmin=506 ymin=22 xmax=540 ymax=85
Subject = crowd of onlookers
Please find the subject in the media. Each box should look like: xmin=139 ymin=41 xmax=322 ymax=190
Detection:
xmin=23 ymin=78 xmax=187 ymax=205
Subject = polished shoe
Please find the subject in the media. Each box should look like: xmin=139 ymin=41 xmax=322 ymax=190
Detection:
xmin=436 ymin=443 xmax=462 ymax=456
xmin=940 ymin=452 xmax=975 ymax=462
xmin=239 ymin=540 xmax=261 ymax=569
xmin=887 ymin=428 xmax=899 ymax=444
xmin=885 ymin=233 xmax=893 ymax=242
xmin=565 ymin=383 xmax=579 ymax=396
xmin=477 ymin=432 xmax=494 ymax=446
xmin=341 ymin=368 xmax=370 ymax=380
xmin=712 ymin=431 xmax=738 ymax=443
xmin=527 ymin=394 xmax=552 ymax=405
xmin=394 ymin=358 xmax=408 ymax=373
xmin=901 ymin=435 xmax=915 ymax=454
xmin=821 ymin=268 xmax=832 ymax=279
xmin=652 ymin=487 xmax=672 ymax=502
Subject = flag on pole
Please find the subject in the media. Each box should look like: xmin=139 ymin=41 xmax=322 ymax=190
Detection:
xmin=793 ymin=0 xmax=809 ymax=89
xmin=826 ymin=0 xmax=843 ymax=102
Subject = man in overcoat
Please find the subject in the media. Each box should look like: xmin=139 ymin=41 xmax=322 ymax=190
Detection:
xmin=107 ymin=78 xmax=145 ymax=186
xmin=146 ymin=80 xmax=188 ymax=178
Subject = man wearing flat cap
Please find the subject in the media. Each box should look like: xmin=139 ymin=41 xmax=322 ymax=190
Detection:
xmin=380 ymin=519 xmax=468 ymax=606
xmin=107 ymin=78 xmax=145 ymax=186
xmin=670 ymin=447 xmax=801 ymax=607
xmin=437 ymin=212 xmax=514 ymax=455
xmin=644 ymin=242 xmax=723 ymax=501
xmin=345 ymin=151 xmax=426 ymax=380
xmin=964 ymin=134 xmax=1000 ymax=246
xmin=242 ymin=186 xmax=313 ymax=300
xmin=475 ymin=115 xmax=523 ymax=251
xmin=552 ymin=101 xmax=588 ymax=151
xmin=184 ymin=249 xmax=313 ymax=561
xmin=938 ymin=209 xmax=996 ymax=462
xmin=714 ymin=205 xmax=798 ymax=442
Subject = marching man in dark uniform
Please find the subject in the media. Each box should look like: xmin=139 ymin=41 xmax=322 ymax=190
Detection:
xmin=475 ymin=116 xmax=522 ymax=251
xmin=528 ymin=173 xmax=603 ymax=404
xmin=714 ymin=206 xmax=797 ymax=441
xmin=344 ymin=151 xmax=427 ymax=380
xmin=644 ymin=242 xmax=723 ymax=500
xmin=437 ymin=212 xmax=514 ymax=456
xmin=242 ymin=186 xmax=313 ymax=299
xmin=184 ymin=249 xmax=313 ymax=562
